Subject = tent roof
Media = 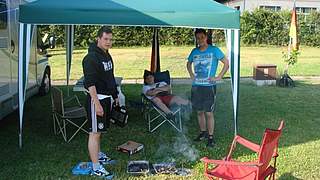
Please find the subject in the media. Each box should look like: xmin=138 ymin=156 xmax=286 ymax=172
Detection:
xmin=19 ymin=0 xmax=240 ymax=29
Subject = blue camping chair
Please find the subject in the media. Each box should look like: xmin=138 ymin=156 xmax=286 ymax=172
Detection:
xmin=141 ymin=70 xmax=182 ymax=133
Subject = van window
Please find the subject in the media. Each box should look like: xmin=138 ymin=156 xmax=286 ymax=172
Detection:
xmin=0 ymin=0 xmax=7 ymax=29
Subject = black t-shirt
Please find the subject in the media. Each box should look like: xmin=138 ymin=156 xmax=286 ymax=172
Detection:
xmin=82 ymin=43 xmax=118 ymax=99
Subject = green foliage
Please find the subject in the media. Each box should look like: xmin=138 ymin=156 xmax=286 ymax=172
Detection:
xmin=299 ymin=11 xmax=320 ymax=47
xmin=38 ymin=25 xmax=196 ymax=48
xmin=282 ymin=49 xmax=300 ymax=66
xmin=241 ymin=9 xmax=288 ymax=45
xmin=38 ymin=10 xmax=320 ymax=48
xmin=241 ymin=9 xmax=320 ymax=46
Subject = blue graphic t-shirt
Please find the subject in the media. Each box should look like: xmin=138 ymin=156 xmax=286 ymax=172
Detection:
xmin=188 ymin=45 xmax=225 ymax=86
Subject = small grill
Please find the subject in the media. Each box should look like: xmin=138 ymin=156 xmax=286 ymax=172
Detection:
xmin=153 ymin=162 xmax=177 ymax=174
xmin=127 ymin=160 xmax=149 ymax=175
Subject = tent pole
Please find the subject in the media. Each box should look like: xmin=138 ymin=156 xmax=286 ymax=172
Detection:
xmin=66 ymin=25 xmax=74 ymax=96
xmin=227 ymin=29 xmax=240 ymax=136
xmin=18 ymin=23 xmax=32 ymax=148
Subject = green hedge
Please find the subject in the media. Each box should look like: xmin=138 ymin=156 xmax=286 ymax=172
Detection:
xmin=38 ymin=9 xmax=320 ymax=48
xmin=241 ymin=9 xmax=320 ymax=47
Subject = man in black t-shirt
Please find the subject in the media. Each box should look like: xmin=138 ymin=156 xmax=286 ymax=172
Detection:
xmin=82 ymin=26 xmax=118 ymax=178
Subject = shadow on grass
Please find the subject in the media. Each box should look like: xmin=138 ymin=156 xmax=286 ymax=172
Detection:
xmin=0 ymin=80 xmax=319 ymax=179
xmin=278 ymin=172 xmax=303 ymax=180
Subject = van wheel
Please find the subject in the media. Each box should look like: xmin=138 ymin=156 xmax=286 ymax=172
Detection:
xmin=39 ymin=69 xmax=51 ymax=96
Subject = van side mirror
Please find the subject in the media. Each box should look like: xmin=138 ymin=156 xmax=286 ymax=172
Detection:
xmin=48 ymin=35 xmax=56 ymax=49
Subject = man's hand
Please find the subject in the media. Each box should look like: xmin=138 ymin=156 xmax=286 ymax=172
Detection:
xmin=95 ymin=102 xmax=104 ymax=117
xmin=210 ymin=76 xmax=222 ymax=82
xmin=88 ymin=86 xmax=104 ymax=117
xmin=190 ymin=74 xmax=195 ymax=80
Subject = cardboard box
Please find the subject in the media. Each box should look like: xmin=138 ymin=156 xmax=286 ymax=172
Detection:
xmin=253 ymin=64 xmax=277 ymax=80
xmin=117 ymin=141 xmax=144 ymax=155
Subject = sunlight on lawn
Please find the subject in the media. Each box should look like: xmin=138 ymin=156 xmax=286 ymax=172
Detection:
xmin=48 ymin=46 xmax=320 ymax=81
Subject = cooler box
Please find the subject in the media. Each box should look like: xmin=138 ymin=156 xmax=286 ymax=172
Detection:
xmin=253 ymin=64 xmax=277 ymax=80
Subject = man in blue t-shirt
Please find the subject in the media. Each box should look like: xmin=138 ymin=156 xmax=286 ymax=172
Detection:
xmin=186 ymin=28 xmax=229 ymax=147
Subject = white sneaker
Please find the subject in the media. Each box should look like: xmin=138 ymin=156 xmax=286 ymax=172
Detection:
xmin=91 ymin=165 xmax=113 ymax=179
xmin=98 ymin=152 xmax=116 ymax=165
xmin=99 ymin=152 xmax=108 ymax=159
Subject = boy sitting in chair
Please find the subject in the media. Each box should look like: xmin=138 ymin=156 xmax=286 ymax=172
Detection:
xmin=142 ymin=71 xmax=190 ymax=119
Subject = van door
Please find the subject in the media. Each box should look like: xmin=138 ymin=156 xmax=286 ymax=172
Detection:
xmin=0 ymin=0 xmax=11 ymax=118
xmin=9 ymin=0 xmax=37 ymax=96
xmin=8 ymin=0 xmax=19 ymax=107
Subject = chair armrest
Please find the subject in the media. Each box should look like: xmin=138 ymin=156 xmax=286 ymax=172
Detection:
xmin=201 ymin=157 xmax=263 ymax=167
xmin=141 ymin=93 xmax=150 ymax=103
xmin=226 ymin=135 xmax=260 ymax=161
xmin=64 ymin=95 xmax=82 ymax=106
xmin=141 ymin=93 xmax=153 ymax=109
xmin=235 ymin=135 xmax=260 ymax=153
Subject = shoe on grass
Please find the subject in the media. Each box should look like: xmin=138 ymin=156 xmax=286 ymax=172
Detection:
xmin=207 ymin=135 xmax=216 ymax=147
xmin=91 ymin=165 xmax=114 ymax=179
xmin=194 ymin=131 xmax=208 ymax=142
xmin=98 ymin=156 xmax=117 ymax=165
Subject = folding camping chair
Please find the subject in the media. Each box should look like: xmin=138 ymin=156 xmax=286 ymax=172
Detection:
xmin=201 ymin=120 xmax=284 ymax=180
xmin=141 ymin=70 xmax=182 ymax=133
xmin=51 ymin=86 xmax=88 ymax=142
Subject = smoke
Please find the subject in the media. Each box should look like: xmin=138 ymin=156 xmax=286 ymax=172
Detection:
xmin=154 ymin=98 xmax=199 ymax=163
xmin=155 ymin=133 xmax=199 ymax=163
xmin=173 ymin=134 xmax=199 ymax=162
xmin=153 ymin=89 xmax=199 ymax=163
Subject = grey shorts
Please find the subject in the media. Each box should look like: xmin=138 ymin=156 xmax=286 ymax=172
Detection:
xmin=86 ymin=95 xmax=111 ymax=132
xmin=191 ymin=86 xmax=216 ymax=112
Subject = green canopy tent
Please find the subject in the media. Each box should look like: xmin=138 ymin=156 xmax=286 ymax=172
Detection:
xmin=18 ymin=0 xmax=240 ymax=148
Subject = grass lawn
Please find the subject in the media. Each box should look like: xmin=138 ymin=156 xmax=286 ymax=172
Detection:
xmin=1 ymin=79 xmax=320 ymax=179
xmin=49 ymin=46 xmax=320 ymax=81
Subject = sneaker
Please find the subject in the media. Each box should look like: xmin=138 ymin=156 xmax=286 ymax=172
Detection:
xmin=91 ymin=165 xmax=114 ymax=179
xmin=194 ymin=131 xmax=208 ymax=142
xmin=207 ymin=135 xmax=216 ymax=147
xmin=99 ymin=156 xmax=117 ymax=165
xmin=99 ymin=151 xmax=108 ymax=159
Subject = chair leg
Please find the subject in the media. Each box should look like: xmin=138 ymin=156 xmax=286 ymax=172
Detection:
xmin=178 ymin=109 xmax=182 ymax=131
xmin=65 ymin=119 xmax=88 ymax=142
xmin=54 ymin=114 xmax=66 ymax=140
xmin=272 ymin=172 xmax=276 ymax=180
xmin=62 ymin=119 xmax=67 ymax=142
xmin=147 ymin=110 xmax=151 ymax=132
xmin=53 ymin=113 xmax=57 ymax=135
xmin=167 ymin=108 xmax=182 ymax=132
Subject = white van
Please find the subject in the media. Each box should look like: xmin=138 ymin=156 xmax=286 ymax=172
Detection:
xmin=0 ymin=0 xmax=52 ymax=120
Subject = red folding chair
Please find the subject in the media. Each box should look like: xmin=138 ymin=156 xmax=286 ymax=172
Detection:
xmin=201 ymin=121 xmax=284 ymax=180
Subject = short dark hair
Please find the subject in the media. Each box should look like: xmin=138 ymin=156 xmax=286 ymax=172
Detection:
xmin=143 ymin=70 xmax=154 ymax=84
xmin=195 ymin=28 xmax=207 ymax=36
xmin=143 ymin=70 xmax=154 ymax=79
xmin=97 ymin=26 xmax=112 ymax=38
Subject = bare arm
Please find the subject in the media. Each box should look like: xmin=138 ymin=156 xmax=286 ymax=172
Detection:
xmin=146 ymin=85 xmax=170 ymax=96
xmin=186 ymin=61 xmax=195 ymax=80
xmin=212 ymin=57 xmax=229 ymax=81
xmin=156 ymin=85 xmax=170 ymax=92
xmin=88 ymin=86 xmax=104 ymax=117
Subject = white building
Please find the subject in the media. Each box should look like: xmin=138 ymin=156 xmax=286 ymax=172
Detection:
xmin=222 ymin=0 xmax=320 ymax=14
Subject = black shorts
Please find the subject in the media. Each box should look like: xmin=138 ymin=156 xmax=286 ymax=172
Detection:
xmin=191 ymin=86 xmax=216 ymax=112
xmin=86 ymin=95 xmax=111 ymax=133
